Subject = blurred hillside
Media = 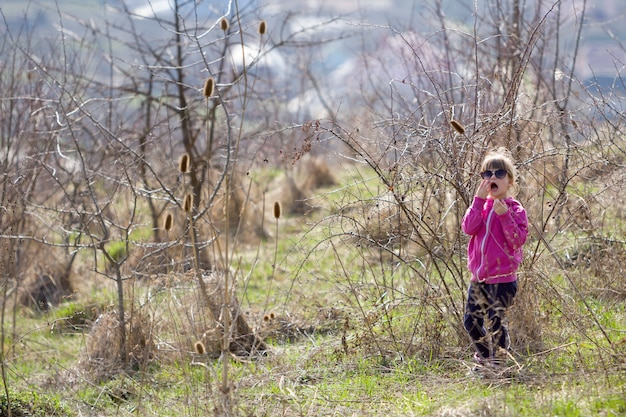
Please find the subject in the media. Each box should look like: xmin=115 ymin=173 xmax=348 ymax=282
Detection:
xmin=2 ymin=0 xmax=624 ymax=90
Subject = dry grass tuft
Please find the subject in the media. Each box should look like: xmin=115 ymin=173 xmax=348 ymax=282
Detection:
xmin=266 ymin=155 xmax=337 ymax=216
xmin=567 ymin=238 xmax=626 ymax=301
xmin=258 ymin=312 xmax=332 ymax=344
xmin=152 ymin=280 xmax=222 ymax=360
xmin=80 ymin=309 xmax=155 ymax=381
xmin=193 ymin=168 xmax=266 ymax=244
xmin=18 ymin=272 xmax=73 ymax=312
xmin=153 ymin=271 xmax=266 ymax=359
xmin=294 ymin=155 xmax=337 ymax=192
xmin=509 ymin=271 xmax=546 ymax=354
xmin=16 ymin=244 xmax=74 ymax=312
xmin=358 ymin=192 xmax=413 ymax=245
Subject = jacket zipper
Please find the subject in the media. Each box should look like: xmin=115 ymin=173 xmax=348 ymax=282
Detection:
xmin=476 ymin=205 xmax=494 ymax=281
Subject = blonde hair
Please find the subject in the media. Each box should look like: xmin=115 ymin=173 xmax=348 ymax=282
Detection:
xmin=481 ymin=147 xmax=519 ymax=195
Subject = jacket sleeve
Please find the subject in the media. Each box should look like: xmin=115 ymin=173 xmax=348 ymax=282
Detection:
xmin=497 ymin=202 xmax=528 ymax=250
xmin=462 ymin=197 xmax=486 ymax=236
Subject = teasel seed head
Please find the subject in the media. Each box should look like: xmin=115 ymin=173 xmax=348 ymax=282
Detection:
xmin=450 ymin=119 xmax=465 ymax=134
xmin=220 ymin=17 xmax=229 ymax=31
xmin=179 ymin=153 xmax=190 ymax=173
xmin=203 ymin=77 xmax=214 ymax=98
xmin=273 ymin=201 xmax=281 ymax=219
xmin=183 ymin=193 xmax=194 ymax=213
xmin=195 ymin=341 xmax=206 ymax=355
xmin=163 ymin=213 xmax=173 ymax=231
xmin=258 ymin=20 xmax=267 ymax=35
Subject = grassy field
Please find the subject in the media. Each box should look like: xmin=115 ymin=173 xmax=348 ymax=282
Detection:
xmin=2 ymin=159 xmax=625 ymax=417
xmin=2 ymin=1 xmax=626 ymax=415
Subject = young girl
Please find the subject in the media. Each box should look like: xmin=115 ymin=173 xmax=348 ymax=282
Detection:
xmin=462 ymin=148 xmax=528 ymax=370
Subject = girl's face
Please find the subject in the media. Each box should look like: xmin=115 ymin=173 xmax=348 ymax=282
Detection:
xmin=480 ymin=168 xmax=513 ymax=199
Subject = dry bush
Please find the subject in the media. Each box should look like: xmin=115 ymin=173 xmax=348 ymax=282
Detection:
xmin=320 ymin=131 xmax=625 ymax=369
xmin=314 ymin=124 xmax=624 ymax=367
xmin=203 ymin=168 xmax=265 ymax=237
xmin=80 ymin=308 xmax=155 ymax=382
xmin=150 ymin=273 xmax=221 ymax=361
xmin=568 ymin=238 xmax=626 ymax=301
xmin=17 ymin=272 xmax=72 ymax=312
xmin=358 ymin=192 xmax=413 ymax=245
xmin=325 ymin=112 xmax=626 ymax=364
xmin=508 ymin=271 xmax=546 ymax=354
xmin=15 ymin=243 xmax=74 ymax=312
xmin=265 ymin=155 xmax=337 ymax=217
xmin=257 ymin=311 xmax=330 ymax=344
xmin=151 ymin=271 xmax=266 ymax=361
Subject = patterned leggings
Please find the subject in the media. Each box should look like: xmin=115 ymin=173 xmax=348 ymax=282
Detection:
xmin=463 ymin=281 xmax=518 ymax=359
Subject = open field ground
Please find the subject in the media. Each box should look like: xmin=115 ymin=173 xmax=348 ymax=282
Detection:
xmin=3 ymin=157 xmax=626 ymax=416
xmin=1 ymin=0 xmax=626 ymax=416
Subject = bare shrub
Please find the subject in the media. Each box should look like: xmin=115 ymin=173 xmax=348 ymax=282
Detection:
xmin=279 ymin=0 xmax=626 ymax=374
xmin=81 ymin=309 xmax=155 ymax=382
xmin=508 ymin=271 xmax=546 ymax=353
xmin=15 ymin=243 xmax=75 ymax=311
xmin=266 ymin=155 xmax=337 ymax=216
xmin=17 ymin=273 xmax=72 ymax=312
xmin=358 ymin=192 xmax=413 ymax=246
xmin=201 ymin=169 xmax=268 ymax=249
xmin=153 ymin=271 xmax=266 ymax=360
xmin=568 ymin=238 xmax=626 ymax=301
xmin=201 ymin=272 xmax=267 ymax=356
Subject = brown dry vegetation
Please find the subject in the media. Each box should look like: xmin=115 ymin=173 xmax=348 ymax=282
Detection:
xmin=1 ymin=0 xmax=626 ymax=416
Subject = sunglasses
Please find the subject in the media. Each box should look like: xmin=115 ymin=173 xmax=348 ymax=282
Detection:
xmin=481 ymin=169 xmax=508 ymax=179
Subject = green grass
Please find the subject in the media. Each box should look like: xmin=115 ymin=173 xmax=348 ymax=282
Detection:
xmin=2 ymin=157 xmax=626 ymax=417
xmin=2 ymin=273 xmax=625 ymax=416
xmin=0 ymin=390 xmax=74 ymax=417
xmin=229 ymin=350 xmax=626 ymax=416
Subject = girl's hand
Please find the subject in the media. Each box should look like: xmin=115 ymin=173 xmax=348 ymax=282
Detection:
xmin=493 ymin=199 xmax=508 ymax=215
xmin=475 ymin=179 xmax=490 ymax=199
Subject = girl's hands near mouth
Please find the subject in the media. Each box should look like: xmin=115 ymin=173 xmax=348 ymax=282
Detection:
xmin=493 ymin=198 xmax=508 ymax=215
xmin=476 ymin=179 xmax=491 ymax=199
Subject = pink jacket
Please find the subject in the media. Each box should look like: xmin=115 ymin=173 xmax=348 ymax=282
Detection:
xmin=462 ymin=196 xmax=528 ymax=284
